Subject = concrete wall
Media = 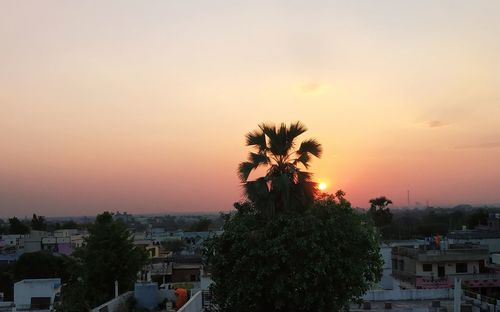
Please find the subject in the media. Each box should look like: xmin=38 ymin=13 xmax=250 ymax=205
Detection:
xmin=452 ymin=237 xmax=500 ymax=254
xmin=415 ymin=261 xmax=482 ymax=276
xmin=91 ymin=291 xmax=133 ymax=312
xmin=363 ymin=288 xmax=453 ymax=301
xmin=23 ymin=239 xmax=42 ymax=253
xmin=379 ymin=246 xmax=394 ymax=290
xmin=177 ymin=291 xmax=202 ymax=312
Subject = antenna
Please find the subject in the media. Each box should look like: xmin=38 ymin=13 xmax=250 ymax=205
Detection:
xmin=407 ymin=190 xmax=410 ymax=209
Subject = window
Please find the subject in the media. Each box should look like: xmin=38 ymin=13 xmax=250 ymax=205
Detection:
xmin=456 ymin=263 xmax=468 ymax=273
xmin=392 ymin=259 xmax=398 ymax=270
xmin=399 ymin=260 xmax=405 ymax=271
xmin=422 ymin=263 xmax=433 ymax=272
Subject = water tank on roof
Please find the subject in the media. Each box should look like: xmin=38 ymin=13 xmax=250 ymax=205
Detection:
xmin=134 ymin=282 xmax=160 ymax=311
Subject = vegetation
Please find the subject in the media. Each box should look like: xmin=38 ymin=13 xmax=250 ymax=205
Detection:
xmin=31 ymin=214 xmax=47 ymax=231
xmin=237 ymin=121 xmax=322 ymax=217
xmin=189 ymin=217 xmax=213 ymax=232
xmin=54 ymin=212 xmax=148 ymax=310
xmin=74 ymin=212 xmax=148 ymax=307
xmin=14 ymin=251 xmax=76 ymax=282
xmin=206 ymin=122 xmax=382 ymax=312
xmin=377 ymin=206 xmax=495 ymax=240
xmin=7 ymin=217 xmax=30 ymax=234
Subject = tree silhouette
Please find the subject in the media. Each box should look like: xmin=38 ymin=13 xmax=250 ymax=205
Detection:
xmin=31 ymin=214 xmax=47 ymax=231
xmin=238 ymin=122 xmax=322 ymax=217
xmin=368 ymin=196 xmax=393 ymax=228
xmin=8 ymin=217 xmax=29 ymax=234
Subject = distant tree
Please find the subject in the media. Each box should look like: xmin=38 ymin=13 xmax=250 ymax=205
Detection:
xmin=73 ymin=212 xmax=148 ymax=308
xmin=8 ymin=217 xmax=30 ymax=234
xmin=31 ymin=214 xmax=47 ymax=231
xmin=188 ymin=218 xmax=212 ymax=232
xmin=14 ymin=251 xmax=76 ymax=282
xmin=238 ymin=122 xmax=322 ymax=217
xmin=61 ymin=220 xmax=79 ymax=229
xmin=0 ymin=263 xmax=14 ymax=301
xmin=367 ymin=196 xmax=393 ymax=229
xmin=0 ymin=219 xmax=7 ymax=234
xmin=467 ymin=208 xmax=489 ymax=229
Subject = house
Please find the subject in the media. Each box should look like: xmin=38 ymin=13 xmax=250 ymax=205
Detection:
xmin=391 ymin=242 xmax=499 ymax=293
xmin=14 ymin=278 xmax=61 ymax=311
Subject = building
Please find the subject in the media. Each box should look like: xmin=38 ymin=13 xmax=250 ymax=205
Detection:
xmin=54 ymin=229 xmax=79 ymax=238
xmin=13 ymin=278 xmax=61 ymax=311
xmin=0 ymin=235 xmax=25 ymax=248
xmin=391 ymin=242 xmax=500 ymax=292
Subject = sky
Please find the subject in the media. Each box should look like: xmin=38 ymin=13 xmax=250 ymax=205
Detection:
xmin=1 ymin=1 xmax=500 ymax=217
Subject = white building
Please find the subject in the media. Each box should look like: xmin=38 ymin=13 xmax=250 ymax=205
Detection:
xmin=0 ymin=235 xmax=25 ymax=247
xmin=54 ymin=229 xmax=79 ymax=238
xmin=14 ymin=278 xmax=61 ymax=311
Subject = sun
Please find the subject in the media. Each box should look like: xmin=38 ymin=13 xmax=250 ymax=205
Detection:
xmin=318 ymin=182 xmax=327 ymax=191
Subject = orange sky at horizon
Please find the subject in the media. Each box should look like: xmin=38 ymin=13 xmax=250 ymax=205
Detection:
xmin=1 ymin=1 xmax=500 ymax=217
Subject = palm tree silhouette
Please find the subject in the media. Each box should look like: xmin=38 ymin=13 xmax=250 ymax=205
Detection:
xmin=238 ymin=121 xmax=322 ymax=217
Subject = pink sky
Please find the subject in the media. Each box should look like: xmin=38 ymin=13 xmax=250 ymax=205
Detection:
xmin=1 ymin=1 xmax=500 ymax=217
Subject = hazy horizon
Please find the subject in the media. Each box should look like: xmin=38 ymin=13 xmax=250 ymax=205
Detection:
xmin=1 ymin=1 xmax=500 ymax=217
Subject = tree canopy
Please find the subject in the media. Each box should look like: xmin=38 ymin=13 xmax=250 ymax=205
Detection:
xmin=31 ymin=214 xmax=47 ymax=231
xmin=8 ymin=217 xmax=30 ymax=234
xmin=238 ymin=122 xmax=322 ymax=217
xmin=207 ymin=195 xmax=382 ymax=312
xmin=60 ymin=212 xmax=147 ymax=309
xmin=14 ymin=251 xmax=76 ymax=282
xmin=367 ymin=196 xmax=393 ymax=228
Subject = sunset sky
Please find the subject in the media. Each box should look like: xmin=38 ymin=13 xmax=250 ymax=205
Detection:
xmin=1 ymin=1 xmax=500 ymax=217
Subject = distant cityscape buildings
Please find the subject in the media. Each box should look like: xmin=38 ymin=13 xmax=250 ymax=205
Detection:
xmin=5 ymin=211 xmax=500 ymax=311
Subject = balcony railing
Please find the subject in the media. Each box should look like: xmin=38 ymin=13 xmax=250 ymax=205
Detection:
xmin=393 ymin=272 xmax=500 ymax=289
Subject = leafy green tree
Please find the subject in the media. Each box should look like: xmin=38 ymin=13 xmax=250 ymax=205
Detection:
xmin=207 ymin=122 xmax=382 ymax=312
xmin=238 ymin=122 xmax=322 ymax=217
xmin=0 ymin=263 xmax=14 ymax=301
xmin=31 ymin=214 xmax=47 ymax=231
xmin=73 ymin=212 xmax=148 ymax=308
xmin=8 ymin=217 xmax=30 ymax=234
xmin=367 ymin=196 xmax=393 ymax=228
xmin=54 ymin=281 xmax=91 ymax=312
xmin=207 ymin=195 xmax=382 ymax=312
xmin=14 ymin=251 xmax=76 ymax=282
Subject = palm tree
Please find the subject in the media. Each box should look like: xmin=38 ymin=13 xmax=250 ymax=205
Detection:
xmin=368 ymin=196 xmax=393 ymax=228
xmin=238 ymin=121 xmax=322 ymax=217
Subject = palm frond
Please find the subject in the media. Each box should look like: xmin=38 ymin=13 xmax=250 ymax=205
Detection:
xmin=249 ymin=152 xmax=270 ymax=167
xmin=238 ymin=161 xmax=255 ymax=182
xmin=259 ymin=123 xmax=276 ymax=141
xmin=245 ymin=130 xmax=267 ymax=151
xmin=297 ymin=139 xmax=323 ymax=158
xmin=287 ymin=121 xmax=307 ymax=142
xmin=294 ymin=152 xmax=311 ymax=169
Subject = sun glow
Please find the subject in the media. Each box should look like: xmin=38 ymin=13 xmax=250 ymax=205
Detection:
xmin=318 ymin=182 xmax=327 ymax=191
